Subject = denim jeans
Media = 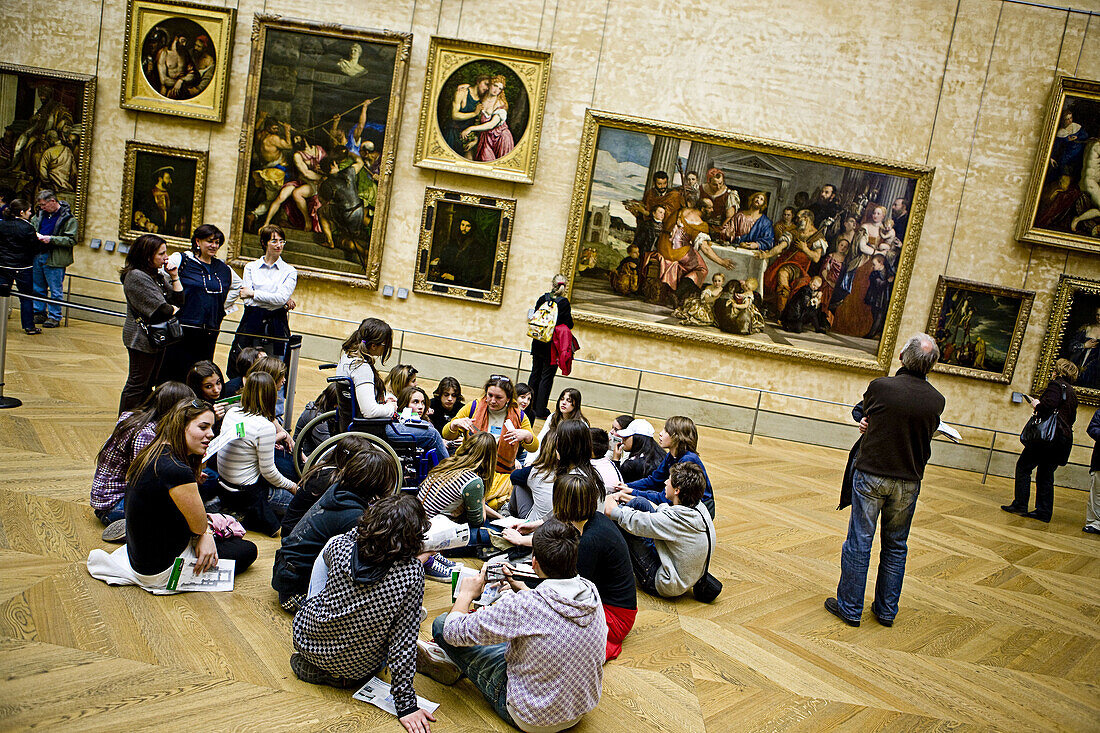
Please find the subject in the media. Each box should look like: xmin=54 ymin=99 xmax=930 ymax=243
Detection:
xmin=836 ymin=469 xmax=921 ymax=622
xmin=32 ymin=253 xmax=64 ymax=321
xmin=94 ymin=497 xmax=125 ymax=525
xmin=390 ymin=422 xmax=450 ymax=460
xmin=432 ymin=613 xmax=516 ymax=727
xmin=620 ymin=497 xmax=661 ymax=595
xmin=0 ymin=266 xmax=37 ymax=331
xmin=268 ymin=486 xmax=294 ymax=517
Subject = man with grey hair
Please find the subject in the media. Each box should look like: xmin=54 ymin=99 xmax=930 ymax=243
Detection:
xmin=826 ymin=333 xmax=945 ymax=627
xmin=31 ymin=189 xmax=78 ymax=328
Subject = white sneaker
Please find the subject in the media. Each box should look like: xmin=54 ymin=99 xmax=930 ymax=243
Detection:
xmin=416 ymin=639 xmax=461 ymax=685
xmin=424 ymin=553 xmax=461 ymax=583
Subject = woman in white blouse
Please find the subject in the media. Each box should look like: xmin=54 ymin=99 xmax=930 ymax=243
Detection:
xmin=227 ymin=224 xmax=298 ymax=378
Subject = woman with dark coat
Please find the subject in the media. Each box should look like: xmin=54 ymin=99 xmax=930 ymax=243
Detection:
xmin=526 ymin=273 xmax=573 ymax=422
xmin=1003 ymin=358 xmax=1079 ymax=523
xmin=0 ymin=199 xmax=43 ymax=335
xmin=119 ymin=234 xmax=185 ymax=412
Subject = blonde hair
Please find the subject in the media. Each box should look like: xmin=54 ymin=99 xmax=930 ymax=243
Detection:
xmin=422 ymin=431 xmax=497 ymax=489
xmin=1053 ymin=358 xmax=1079 ymax=383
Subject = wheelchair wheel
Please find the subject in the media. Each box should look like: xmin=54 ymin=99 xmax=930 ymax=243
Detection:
xmin=303 ymin=431 xmax=404 ymax=492
xmin=293 ymin=410 xmax=338 ymax=478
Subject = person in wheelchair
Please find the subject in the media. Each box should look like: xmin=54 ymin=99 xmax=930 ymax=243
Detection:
xmin=335 ymin=318 xmax=449 ymax=460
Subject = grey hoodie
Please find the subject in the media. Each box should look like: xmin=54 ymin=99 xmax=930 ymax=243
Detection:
xmin=611 ymin=501 xmax=716 ymax=596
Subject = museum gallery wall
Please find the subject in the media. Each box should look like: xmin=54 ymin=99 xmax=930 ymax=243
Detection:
xmin=5 ymin=0 xmax=1100 ymax=431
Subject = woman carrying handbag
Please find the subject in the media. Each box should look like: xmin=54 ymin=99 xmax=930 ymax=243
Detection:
xmin=1003 ymin=358 xmax=1079 ymax=523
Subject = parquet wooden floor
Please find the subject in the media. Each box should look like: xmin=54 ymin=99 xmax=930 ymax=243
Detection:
xmin=1 ymin=321 xmax=1098 ymax=732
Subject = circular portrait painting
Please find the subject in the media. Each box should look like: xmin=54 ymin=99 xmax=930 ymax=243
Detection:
xmin=435 ymin=60 xmax=528 ymax=163
xmin=140 ymin=17 xmax=217 ymax=101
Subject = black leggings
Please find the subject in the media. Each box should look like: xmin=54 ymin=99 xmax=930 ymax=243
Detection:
xmin=215 ymin=536 xmax=258 ymax=573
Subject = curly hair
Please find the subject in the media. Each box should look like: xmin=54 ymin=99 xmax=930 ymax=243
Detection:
xmin=356 ymin=494 xmax=429 ymax=567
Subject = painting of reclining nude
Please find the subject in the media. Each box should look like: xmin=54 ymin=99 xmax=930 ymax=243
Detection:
xmin=560 ymin=110 xmax=935 ymax=370
xmin=1017 ymin=76 xmax=1100 ymax=255
xmin=229 ymin=17 xmax=411 ymax=289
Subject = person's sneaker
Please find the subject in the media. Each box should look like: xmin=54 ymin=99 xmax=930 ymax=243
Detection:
xmin=1083 ymin=525 xmax=1100 ymax=535
xmin=33 ymin=314 xmax=45 ymax=324
xmin=23 ymin=327 xmax=41 ymax=335
xmin=424 ymin=553 xmax=460 ymax=583
xmin=416 ymin=639 xmax=461 ymax=685
xmin=290 ymin=652 xmax=358 ymax=688
xmin=824 ymin=597 xmax=860 ymax=627
xmin=42 ymin=318 xmax=60 ymax=328
xmin=101 ymin=518 xmax=127 ymax=543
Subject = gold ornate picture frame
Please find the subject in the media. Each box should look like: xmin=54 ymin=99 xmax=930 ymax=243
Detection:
xmin=120 ymin=0 xmax=236 ymax=122
xmin=925 ymin=276 xmax=1034 ymax=384
xmin=413 ymin=37 xmax=551 ymax=185
xmin=0 ymin=63 xmax=95 ymax=241
xmin=1016 ymin=75 xmax=1100 ymax=254
xmin=1032 ymin=274 xmax=1100 ymax=405
xmin=413 ymin=187 xmax=515 ymax=305
xmin=228 ymin=15 xmax=412 ymax=289
xmin=559 ymin=110 xmax=935 ymax=372
xmin=119 ymin=140 xmax=207 ymax=249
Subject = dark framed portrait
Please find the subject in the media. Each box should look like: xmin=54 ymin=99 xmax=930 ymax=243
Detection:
xmin=1017 ymin=75 xmax=1100 ymax=255
xmin=120 ymin=0 xmax=236 ymax=122
xmin=413 ymin=188 xmax=515 ymax=305
xmin=925 ymin=277 xmax=1034 ymax=384
xmin=559 ymin=110 xmax=935 ymax=372
xmin=413 ymin=37 xmax=551 ymax=184
xmin=0 ymin=63 xmax=96 ymax=240
xmin=1033 ymin=275 xmax=1100 ymax=404
xmin=227 ymin=16 xmax=412 ymax=289
xmin=119 ymin=140 xmax=207 ymax=248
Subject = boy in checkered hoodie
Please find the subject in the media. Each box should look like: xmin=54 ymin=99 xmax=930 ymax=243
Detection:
xmin=420 ymin=519 xmax=606 ymax=732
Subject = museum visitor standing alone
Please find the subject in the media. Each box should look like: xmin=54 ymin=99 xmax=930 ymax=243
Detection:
xmin=526 ymin=274 xmax=573 ymax=422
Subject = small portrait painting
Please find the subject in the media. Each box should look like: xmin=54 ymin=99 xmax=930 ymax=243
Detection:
xmin=121 ymin=0 xmax=235 ymax=122
xmin=926 ymin=277 xmax=1033 ymax=383
xmin=1018 ymin=76 xmax=1100 ymax=255
xmin=414 ymin=188 xmax=515 ymax=305
xmin=120 ymin=141 xmax=206 ymax=248
xmin=1034 ymin=276 xmax=1100 ymax=404
xmin=0 ymin=63 xmax=95 ymax=239
xmin=414 ymin=37 xmax=551 ymax=184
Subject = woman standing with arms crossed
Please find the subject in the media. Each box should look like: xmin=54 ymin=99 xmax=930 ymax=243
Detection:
xmin=160 ymin=223 xmax=241 ymax=384
xmin=526 ymin=274 xmax=573 ymax=422
xmin=120 ymin=234 xmax=184 ymax=412
xmin=227 ymin=224 xmax=297 ymax=378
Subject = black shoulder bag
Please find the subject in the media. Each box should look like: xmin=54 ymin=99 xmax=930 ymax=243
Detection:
xmin=692 ymin=506 xmax=723 ymax=603
xmin=134 ymin=313 xmax=183 ymax=348
xmin=1020 ymin=383 xmax=1066 ymax=447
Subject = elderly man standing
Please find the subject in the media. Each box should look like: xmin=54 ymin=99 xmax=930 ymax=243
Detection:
xmin=826 ymin=333 xmax=945 ymax=627
xmin=31 ymin=190 xmax=78 ymax=328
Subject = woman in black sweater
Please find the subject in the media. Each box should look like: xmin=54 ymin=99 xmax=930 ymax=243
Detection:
xmin=120 ymin=234 xmax=184 ymax=412
xmin=526 ymin=274 xmax=573 ymax=422
xmin=0 ymin=199 xmax=42 ymax=334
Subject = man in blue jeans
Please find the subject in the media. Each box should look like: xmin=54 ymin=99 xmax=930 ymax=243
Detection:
xmin=827 ymin=333 xmax=945 ymax=628
xmin=31 ymin=190 xmax=78 ymax=328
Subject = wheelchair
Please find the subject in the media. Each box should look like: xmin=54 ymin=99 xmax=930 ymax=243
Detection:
xmin=293 ymin=366 xmax=440 ymax=492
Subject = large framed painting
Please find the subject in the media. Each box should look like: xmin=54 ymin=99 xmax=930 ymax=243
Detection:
xmin=228 ymin=16 xmax=411 ymax=289
xmin=413 ymin=37 xmax=551 ymax=185
xmin=413 ymin=187 xmax=515 ymax=305
xmin=120 ymin=0 xmax=236 ymax=122
xmin=119 ymin=140 xmax=207 ymax=248
xmin=0 ymin=63 xmax=95 ymax=241
xmin=1032 ymin=274 xmax=1100 ymax=405
xmin=925 ymin=276 xmax=1034 ymax=384
xmin=559 ymin=110 xmax=935 ymax=371
xmin=1016 ymin=75 xmax=1100 ymax=254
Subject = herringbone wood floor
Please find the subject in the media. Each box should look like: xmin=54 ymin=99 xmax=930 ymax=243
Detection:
xmin=1 ymin=321 xmax=1098 ymax=732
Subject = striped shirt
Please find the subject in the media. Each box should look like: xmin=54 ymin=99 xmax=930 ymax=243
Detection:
xmin=417 ymin=469 xmax=484 ymax=526
xmin=217 ymin=406 xmax=296 ymax=490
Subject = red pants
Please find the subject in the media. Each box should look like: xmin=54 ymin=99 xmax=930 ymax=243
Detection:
xmin=604 ymin=603 xmax=637 ymax=661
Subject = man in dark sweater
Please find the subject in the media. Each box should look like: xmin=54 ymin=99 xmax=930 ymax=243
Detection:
xmin=826 ymin=333 xmax=945 ymax=628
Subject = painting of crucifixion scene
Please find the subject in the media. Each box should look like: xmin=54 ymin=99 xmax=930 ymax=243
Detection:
xmin=231 ymin=18 xmax=410 ymax=287
xmin=563 ymin=112 xmax=933 ymax=367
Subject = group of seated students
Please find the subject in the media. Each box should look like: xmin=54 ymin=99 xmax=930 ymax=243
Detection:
xmin=85 ymin=314 xmax=717 ymax=733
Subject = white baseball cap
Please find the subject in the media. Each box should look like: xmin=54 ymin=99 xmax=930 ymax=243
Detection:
xmin=617 ymin=418 xmax=654 ymax=439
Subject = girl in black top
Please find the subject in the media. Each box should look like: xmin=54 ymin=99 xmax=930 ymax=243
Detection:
xmin=429 ymin=376 xmax=465 ymax=433
xmin=526 ymin=274 xmax=573 ymax=422
xmin=125 ymin=400 xmax=256 ymax=579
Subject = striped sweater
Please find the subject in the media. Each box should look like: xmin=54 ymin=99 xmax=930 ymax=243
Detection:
xmin=417 ymin=469 xmax=484 ymax=526
xmin=217 ymin=406 xmax=296 ymax=490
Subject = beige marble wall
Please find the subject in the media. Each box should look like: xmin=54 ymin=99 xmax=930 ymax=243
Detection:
xmin=7 ymin=0 xmax=1100 ymax=438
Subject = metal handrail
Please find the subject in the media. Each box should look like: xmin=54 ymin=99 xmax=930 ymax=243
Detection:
xmin=55 ymin=272 xmax=1093 ymax=484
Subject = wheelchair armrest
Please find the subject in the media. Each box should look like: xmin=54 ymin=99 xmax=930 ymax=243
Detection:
xmin=318 ymin=363 xmax=337 ymax=370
